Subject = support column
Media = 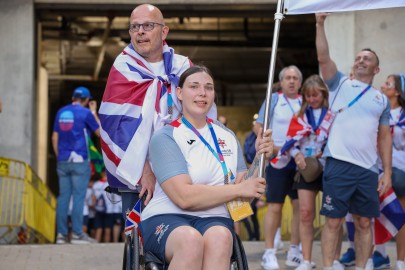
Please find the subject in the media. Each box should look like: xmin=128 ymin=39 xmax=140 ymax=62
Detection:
xmin=0 ymin=0 xmax=35 ymax=165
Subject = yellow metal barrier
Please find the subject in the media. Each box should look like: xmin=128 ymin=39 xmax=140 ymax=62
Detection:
xmin=239 ymin=193 xmax=325 ymax=241
xmin=0 ymin=157 xmax=56 ymax=244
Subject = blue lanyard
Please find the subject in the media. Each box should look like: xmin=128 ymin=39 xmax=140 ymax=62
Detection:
xmin=181 ymin=117 xmax=233 ymax=184
xmin=306 ymin=107 xmax=328 ymax=132
xmin=336 ymin=85 xmax=372 ymax=113
xmin=283 ymin=94 xmax=301 ymax=114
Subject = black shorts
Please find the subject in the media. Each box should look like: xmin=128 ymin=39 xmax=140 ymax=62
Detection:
xmin=320 ymin=158 xmax=379 ymax=218
xmin=293 ymin=172 xmax=323 ymax=191
xmin=265 ymin=162 xmax=298 ymax=203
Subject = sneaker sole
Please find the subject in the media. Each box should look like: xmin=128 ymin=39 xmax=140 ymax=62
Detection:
xmin=261 ymin=263 xmax=280 ymax=270
xmin=341 ymin=261 xmax=355 ymax=267
xmin=374 ymin=264 xmax=391 ymax=270
xmin=286 ymin=261 xmax=301 ymax=267
xmin=70 ymin=240 xmax=90 ymax=244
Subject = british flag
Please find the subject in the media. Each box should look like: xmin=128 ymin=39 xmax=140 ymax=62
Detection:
xmin=345 ymin=188 xmax=405 ymax=245
xmin=271 ymin=114 xmax=312 ymax=165
xmin=99 ymin=42 xmax=192 ymax=189
xmin=124 ymin=198 xmax=142 ymax=236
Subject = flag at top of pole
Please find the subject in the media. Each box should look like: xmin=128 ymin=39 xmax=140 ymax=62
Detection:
xmin=284 ymin=0 xmax=405 ymax=15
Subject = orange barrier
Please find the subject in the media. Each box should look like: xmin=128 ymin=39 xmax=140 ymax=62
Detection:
xmin=0 ymin=157 xmax=56 ymax=244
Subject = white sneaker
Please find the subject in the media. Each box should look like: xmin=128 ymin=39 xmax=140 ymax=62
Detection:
xmin=286 ymin=250 xmax=303 ymax=267
xmin=295 ymin=261 xmax=312 ymax=270
xmin=262 ymin=250 xmax=279 ymax=270
xmin=333 ymin=260 xmax=345 ymax=270
xmin=366 ymin=258 xmax=374 ymax=270
xmin=395 ymin=261 xmax=405 ymax=270
xmin=56 ymin=233 xmax=68 ymax=244
xmin=71 ymin=232 xmax=96 ymax=244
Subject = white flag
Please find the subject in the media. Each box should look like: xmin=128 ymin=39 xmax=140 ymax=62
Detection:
xmin=284 ymin=0 xmax=405 ymax=15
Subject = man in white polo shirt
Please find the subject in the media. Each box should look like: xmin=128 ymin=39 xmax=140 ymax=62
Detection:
xmin=257 ymin=65 xmax=303 ymax=270
xmin=315 ymin=13 xmax=392 ymax=270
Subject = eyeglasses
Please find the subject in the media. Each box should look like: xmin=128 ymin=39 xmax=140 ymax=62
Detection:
xmin=128 ymin=22 xmax=164 ymax=32
xmin=385 ymin=81 xmax=395 ymax=89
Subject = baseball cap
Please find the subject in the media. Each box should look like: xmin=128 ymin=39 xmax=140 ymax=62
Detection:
xmin=72 ymin=86 xmax=92 ymax=99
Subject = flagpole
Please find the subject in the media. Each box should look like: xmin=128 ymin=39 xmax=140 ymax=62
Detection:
xmin=259 ymin=0 xmax=284 ymax=178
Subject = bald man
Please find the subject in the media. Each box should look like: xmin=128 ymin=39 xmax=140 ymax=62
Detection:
xmin=100 ymin=4 xmax=198 ymax=220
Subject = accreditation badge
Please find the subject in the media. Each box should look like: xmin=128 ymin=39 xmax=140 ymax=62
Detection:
xmin=227 ymin=198 xmax=253 ymax=222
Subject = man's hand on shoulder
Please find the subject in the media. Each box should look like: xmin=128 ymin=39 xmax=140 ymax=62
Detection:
xmin=139 ymin=162 xmax=156 ymax=205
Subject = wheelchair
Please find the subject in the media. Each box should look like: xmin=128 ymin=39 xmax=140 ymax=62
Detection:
xmin=122 ymin=217 xmax=249 ymax=270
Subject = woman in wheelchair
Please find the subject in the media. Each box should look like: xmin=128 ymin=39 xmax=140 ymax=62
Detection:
xmin=140 ymin=65 xmax=274 ymax=270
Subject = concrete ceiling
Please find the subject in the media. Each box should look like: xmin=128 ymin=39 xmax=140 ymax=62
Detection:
xmin=36 ymin=2 xmax=318 ymax=107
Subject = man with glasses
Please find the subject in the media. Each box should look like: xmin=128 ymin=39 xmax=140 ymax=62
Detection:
xmin=99 ymin=4 xmax=216 ymax=220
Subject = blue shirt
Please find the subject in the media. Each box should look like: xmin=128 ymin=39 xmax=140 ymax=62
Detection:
xmin=53 ymin=103 xmax=99 ymax=161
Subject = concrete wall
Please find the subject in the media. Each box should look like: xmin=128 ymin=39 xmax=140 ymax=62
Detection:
xmin=0 ymin=0 xmax=35 ymax=164
xmin=325 ymin=7 xmax=405 ymax=88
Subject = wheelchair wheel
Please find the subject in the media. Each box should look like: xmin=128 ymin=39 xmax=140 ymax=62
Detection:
xmin=132 ymin=228 xmax=141 ymax=270
xmin=231 ymin=233 xmax=249 ymax=270
xmin=122 ymin=237 xmax=128 ymax=270
xmin=122 ymin=229 xmax=143 ymax=270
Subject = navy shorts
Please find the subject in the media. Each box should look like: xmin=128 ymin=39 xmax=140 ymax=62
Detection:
xmin=94 ymin=212 xmax=116 ymax=229
xmin=140 ymin=214 xmax=233 ymax=267
xmin=320 ymin=158 xmax=379 ymax=218
xmin=392 ymin=167 xmax=405 ymax=197
xmin=265 ymin=162 xmax=298 ymax=203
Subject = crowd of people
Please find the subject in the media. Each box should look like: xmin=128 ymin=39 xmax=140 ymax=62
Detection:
xmin=51 ymin=3 xmax=405 ymax=270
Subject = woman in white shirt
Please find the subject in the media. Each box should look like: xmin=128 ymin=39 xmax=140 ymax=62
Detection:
xmin=140 ymin=65 xmax=274 ymax=270
xmin=380 ymin=74 xmax=405 ymax=270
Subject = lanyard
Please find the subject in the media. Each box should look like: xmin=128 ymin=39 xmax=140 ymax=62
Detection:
xmin=181 ymin=117 xmax=232 ymax=184
xmin=283 ymin=94 xmax=301 ymax=114
xmin=336 ymin=84 xmax=372 ymax=113
xmin=306 ymin=107 xmax=328 ymax=132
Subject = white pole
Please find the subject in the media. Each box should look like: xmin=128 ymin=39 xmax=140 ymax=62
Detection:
xmin=259 ymin=0 xmax=285 ymax=178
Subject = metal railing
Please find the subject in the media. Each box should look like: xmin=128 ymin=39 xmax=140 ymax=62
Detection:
xmin=0 ymin=157 xmax=56 ymax=244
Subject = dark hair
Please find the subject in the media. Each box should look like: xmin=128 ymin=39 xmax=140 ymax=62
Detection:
xmin=178 ymin=65 xmax=214 ymax=88
xmin=389 ymin=74 xmax=405 ymax=109
xmin=361 ymin=48 xmax=380 ymax=66
xmin=297 ymin=74 xmax=329 ymax=118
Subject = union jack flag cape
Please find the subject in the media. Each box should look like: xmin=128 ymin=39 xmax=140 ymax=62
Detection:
xmin=124 ymin=198 xmax=142 ymax=236
xmin=99 ymin=43 xmax=192 ymax=189
xmin=270 ymin=115 xmax=312 ymax=165
xmin=271 ymin=108 xmax=330 ymax=165
xmin=346 ymin=188 xmax=405 ymax=245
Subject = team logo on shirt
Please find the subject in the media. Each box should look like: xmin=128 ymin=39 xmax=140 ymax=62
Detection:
xmin=187 ymin=139 xmax=196 ymax=145
xmin=155 ymin=223 xmax=170 ymax=244
xmin=217 ymin=138 xmax=234 ymax=156
xmin=218 ymin=138 xmax=227 ymax=148
xmin=58 ymin=110 xmax=74 ymax=131
xmin=372 ymin=94 xmax=384 ymax=106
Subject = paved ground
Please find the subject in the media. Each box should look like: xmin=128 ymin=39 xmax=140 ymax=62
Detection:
xmin=0 ymin=241 xmax=398 ymax=270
